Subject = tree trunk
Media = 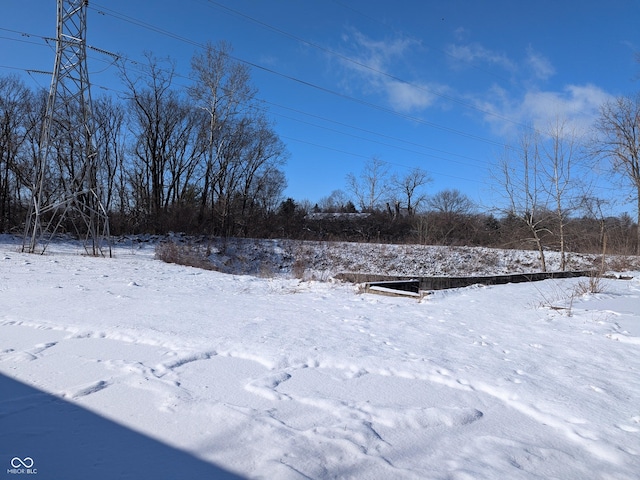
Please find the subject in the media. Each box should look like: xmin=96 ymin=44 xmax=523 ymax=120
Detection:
xmin=559 ymin=218 xmax=566 ymax=270
xmin=536 ymin=238 xmax=547 ymax=272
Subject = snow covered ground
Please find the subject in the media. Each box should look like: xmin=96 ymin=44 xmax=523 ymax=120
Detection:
xmin=1 ymin=236 xmax=639 ymax=479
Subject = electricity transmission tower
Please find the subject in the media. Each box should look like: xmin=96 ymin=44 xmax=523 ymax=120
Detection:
xmin=23 ymin=0 xmax=111 ymax=256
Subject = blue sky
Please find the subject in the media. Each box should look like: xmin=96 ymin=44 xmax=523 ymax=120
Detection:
xmin=2 ymin=0 xmax=639 ymax=211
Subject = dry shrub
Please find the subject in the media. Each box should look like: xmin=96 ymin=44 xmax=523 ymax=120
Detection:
xmin=292 ymin=257 xmax=307 ymax=279
xmin=535 ymin=272 xmax=604 ymax=316
xmin=155 ymin=241 xmax=180 ymax=263
xmin=573 ymin=273 xmax=605 ymax=296
xmin=155 ymin=241 xmax=215 ymax=270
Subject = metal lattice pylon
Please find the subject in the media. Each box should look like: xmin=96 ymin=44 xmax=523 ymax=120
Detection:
xmin=23 ymin=0 xmax=111 ymax=256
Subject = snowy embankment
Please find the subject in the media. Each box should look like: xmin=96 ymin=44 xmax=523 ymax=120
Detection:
xmin=155 ymin=234 xmax=632 ymax=279
xmin=1 ymin=236 xmax=639 ymax=479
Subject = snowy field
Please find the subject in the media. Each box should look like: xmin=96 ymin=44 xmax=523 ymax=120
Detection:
xmin=1 ymin=236 xmax=639 ymax=479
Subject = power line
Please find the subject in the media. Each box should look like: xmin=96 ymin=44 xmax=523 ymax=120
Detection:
xmin=196 ymin=0 xmax=530 ymax=132
xmin=2 ymin=58 xmax=622 ymax=201
xmin=0 ymin=38 xmax=501 ymax=186
xmin=0 ymin=13 xmax=513 ymax=186
xmin=280 ymin=135 xmax=482 ymax=185
xmin=327 ymin=0 xmax=517 ymax=86
xmin=3 ymin=3 xmax=610 ymax=158
xmin=87 ymin=3 xmax=511 ymax=150
xmin=3 ymin=8 xmax=521 ymax=160
xmin=269 ymin=109 xmax=488 ymax=170
xmin=1 ymin=56 xmax=492 ymax=190
xmin=262 ymin=99 xmax=488 ymax=166
xmin=4 ymin=8 xmax=514 ymax=165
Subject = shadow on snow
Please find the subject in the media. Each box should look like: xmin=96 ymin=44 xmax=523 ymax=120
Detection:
xmin=0 ymin=373 xmax=244 ymax=480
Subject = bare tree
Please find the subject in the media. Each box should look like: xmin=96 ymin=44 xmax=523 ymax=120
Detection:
xmin=424 ymin=188 xmax=475 ymax=245
xmin=318 ymin=189 xmax=350 ymax=212
xmin=234 ymin=114 xmax=288 ymax=233
xmin=392 ymin=167 xmax=431 ymax=216
xmin=16 ymin=89 xmax=47 ymax=208
xmin=346 ymin=156 xmax=391 ymax=212
xmin=162 ymin=106 xmax=200 ymax=212
xmin=93 ymin=96 xmax=127 ymax=220
xmin=0 ymin=75 xmax=31 ymax=231
xmin=539 ymin=118 xmax=582 ymax=270
xmin=595 ymin=94 xmax=640 ymax=255
xmin=497 ymin=130 xmax=550 ymax=271
xmin=427 ymin=188 xmax=474 ymax=215
xmin=189 ymin=41 xmax=256 ymax=226
xmin=251 ymin=166 xmax=287 ymax=217
xmin=120 ymin=53 xmax=198 ymax=230
xmin=579 ymin=194 xmax=614 ymax=260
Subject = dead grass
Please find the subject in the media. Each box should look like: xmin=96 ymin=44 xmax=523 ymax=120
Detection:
xmin=573 ymin=273 xmax=605 ymax=296
xmin=155 ymin=241 xmax=216 ymax=271
xmin=292 ymin=258 xmax=307 ymax=279
xmin=535 ymin=272 xmax=607 ymax=317
xmin=603 ymin=255 xmax=640 ymax=272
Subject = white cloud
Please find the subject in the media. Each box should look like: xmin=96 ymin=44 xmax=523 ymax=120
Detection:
xmin=444 ymin=43 xmax=516 ymax=71
xmin=442 ymin=37 xmax=607 ymax=138
xmin=444 ymin=38 xmax=557 ymax=85
xmin=343 ymin=29 xmax=420 ymax=74
xmin=386 ymin=80 xmax=438 ymax=112
xmin=523 ymin=84 xmax=611 ymax=134
xmin=526 ymin=46 xmax=555 ymax=80
xmin=453 ymin=27 xmax=469 ymax=42
xmin=479 ymin=83 xmax=613 ymax=138
xmin=336 ymin=29 xmax=447 ymax=113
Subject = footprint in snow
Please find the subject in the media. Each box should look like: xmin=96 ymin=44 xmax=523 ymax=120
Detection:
xmin=616 ymin=424 xmax=639 ymax=433
xmin=4 ymin=351 xmax=38 ymax=362
xmin=65 ymin=379 xmax=111 ymax=399
xmin=265 ymin=372 xmax=292 ymax=389
xmin=155 ymin=351 xmax=216 ymax=374
xmin=32 ymin=341 xmax=58 ymax=354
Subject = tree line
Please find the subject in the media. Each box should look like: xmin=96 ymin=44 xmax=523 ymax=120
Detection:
xmin=270 ymin=188 xmax=638 ymax=269
xmin=1 ymin=42 xmax=639 ymax=266
xmin=0 ymin=42 xmax=289 ymax=238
